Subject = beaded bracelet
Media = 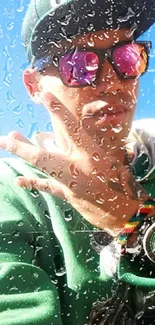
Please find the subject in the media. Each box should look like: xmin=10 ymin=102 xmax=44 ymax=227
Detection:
xmin=117 ymin=200 xmax=155 ymax=246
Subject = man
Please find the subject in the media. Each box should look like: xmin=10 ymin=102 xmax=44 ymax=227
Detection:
xmin=0 ymin=0 xmax=155 ymax=324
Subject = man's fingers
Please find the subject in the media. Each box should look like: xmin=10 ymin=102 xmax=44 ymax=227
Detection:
xmin=0 ymin=135 xmax=69 ymax=173
xmin=0 ymin=136 xmax=43 ymax=163
xmin=15 ymin=176 xmax=64 ymax=197
xmin=8 ymin=131 xmax=32 ymax=145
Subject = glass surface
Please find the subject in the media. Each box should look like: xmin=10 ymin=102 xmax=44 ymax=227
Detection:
xmin=0 ymin=0 xmax=155 ymax=159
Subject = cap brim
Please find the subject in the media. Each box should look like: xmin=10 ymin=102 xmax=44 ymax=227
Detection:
xmin=30 ymin=0 xmax=155 ymax=61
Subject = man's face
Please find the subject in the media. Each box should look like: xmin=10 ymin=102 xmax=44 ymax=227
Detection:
xmin=24 ymin=29 xmax=139 ymax=146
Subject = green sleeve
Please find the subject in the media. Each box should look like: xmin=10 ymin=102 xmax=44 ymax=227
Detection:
xmin=0 ymin=168 xmax=63 ymax=324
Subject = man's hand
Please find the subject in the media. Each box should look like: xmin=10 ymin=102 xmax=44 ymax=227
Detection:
xmin=0 ymin=129 xmax=149 ymax=231
xmin=0 ymin=76 xmax=150 ymax=230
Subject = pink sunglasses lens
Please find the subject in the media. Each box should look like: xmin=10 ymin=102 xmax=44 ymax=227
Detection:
xmin=113 ymin=44 xmax=147 ymax=77
xmin=59 ymin=51 xmax=99 ymax=86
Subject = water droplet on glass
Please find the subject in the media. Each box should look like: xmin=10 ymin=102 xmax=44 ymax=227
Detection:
xmin=16 ymin=118 xmax=24 ymax=128
xmin=18 ymin=221 xmax=24 ymax=227
xmin=58 ymin=171 xmax=63 ymax=178
xmin=112 ymin=125 xmax=122 ymax=133
xmin=64 ymin=209 xmax=73 ymax=221
xmin=17 ymin=6 xmax=24 ymax=12
xmin=109 ymin=195 xmax=118 ymax=201
xmin=92 ymin=152 xmax=100 ymax=161
xmin=101 ymin=126 xmax=108 ymax=132
xmin=85 ymin=189 xmax=91 ymax=195
xmin=30 ymin=190 xmax=39 ymax=198
xmin=27 ymin=122 xmax=38 ymax=138
xmin=46 ymin=122 xmax=52 ymax=132
xmin=33 ymin=272 xmax=39 ymax=279
xmin=0 ymin=25 xmax=3 ymax=39
xmin=118 ymin=7 xmax=135 ymax=23
xmin=97 ymin=172 xmax=106 ymax=183
xmin=13 ymin=102 xmax=23 ymax=114
xmin=92 ymin=167 xmax=97 ymax=175
xmin=95 ymin=192 xmax=105 ymax=205
xmin=27 ymin=104 xmax=34 ymax=117
xmin=7 ymin=21 xmax=14 ymax=31
xmin=69 ymin=181 xmax=78 ymax=189
xmin=87 ymin=23 xmax=94 ymax=32
xmin=51 ymin=171 xmax=57 ymax=178
xmin=87 ymin=10 xmax=95 ymax=17
xmin=55 ymin=267 xmax=66 ymax=276
xmin=69 ymin=163 xmax=79 ymax=178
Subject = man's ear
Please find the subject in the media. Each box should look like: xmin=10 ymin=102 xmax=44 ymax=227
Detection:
xmin=23 ymin=68 xmax=42 ymax=104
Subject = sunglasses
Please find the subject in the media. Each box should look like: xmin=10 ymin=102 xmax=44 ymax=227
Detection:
xmin=33 ymin=41 xmax=152 ymax=88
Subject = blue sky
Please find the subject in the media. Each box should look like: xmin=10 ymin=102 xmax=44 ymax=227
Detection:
xmin=0 ymin=0 xmax=155 ymax=157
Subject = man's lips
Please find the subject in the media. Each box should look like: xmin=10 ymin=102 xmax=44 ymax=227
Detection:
xmin=82 ymin=101 xmax=129 ymax=118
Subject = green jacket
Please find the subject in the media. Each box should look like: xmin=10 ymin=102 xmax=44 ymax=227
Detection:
xmin=0 ymin=124 xmax=155 ymax=325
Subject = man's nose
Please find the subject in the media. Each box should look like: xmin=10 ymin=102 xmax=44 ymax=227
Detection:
xmin=92 ymin=59 xmax=125 ymax=96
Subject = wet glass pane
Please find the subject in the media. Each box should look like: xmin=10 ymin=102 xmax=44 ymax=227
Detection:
xmin=0 ymin=0 xmax=155 ymax=324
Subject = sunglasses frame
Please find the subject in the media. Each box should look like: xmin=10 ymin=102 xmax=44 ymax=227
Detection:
xmin=33 ymin=41 xmax=152 ymax=88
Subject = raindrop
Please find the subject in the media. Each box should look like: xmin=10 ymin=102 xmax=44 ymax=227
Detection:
xmin=4 ymin=7 xmax=15 ymax=19
xmin=6 ymin=90 xmax=15 ymax=104
xmin=10 ymin=286 xmax=18 ymax=292
xmin=51 ymin=171 xmax=57 ymax=178
xmin=96 ymin=172 xmax=106 ymax=183
xmin=33 ymin=272 xmax=39 ymax=279
xmin=13 ymin=102 xmax=23 ymax=114
xmin=0 ymin=109 xmax=4 ymax=117
xmin=27 ymin=104 xmax=34 ymax=117
xmin=3 ymin=45 xmax=11 ymax=58
xmin=106 ymin=17 xmax=113 ymax=26
xmin=46 ymin=122 xmax=52 ymax=132
xmin=91 ymin=152 xmax=100 ymax=162
xmin=9 ymin=276 xmax=15 ymax=281
xmin=118 ymin=7 xmax=135 ymax=23
xmin=92 ymin=167 xmax=97 ymax=175
xmin=69 ymin=181 xmax=78 ymax=189
xmin=58 ymin=171 xmax=63 ymax=178
xmin=109 ymin=177 xmax=119 ymax=183
xmin=112 ymin=125 xmax=122 ymax=133
xmin=27 ymin=122 xmax=38 ymax=138
xmin=10 ymin=39 xmax=16 ymax=48
xmin=0 ymin=25 xmax=3 ymax=39
xmin=20 ymin=61 xmax=28 ymax=70
xmin=69 ymin=163 xmax=79 ymax=178
xmin=85 ymin=189 xmax=91 ymax=195
xmin=17 ymin=3 xmax=24 ymax=12
xmin=64 ymin=209 xmax=73 ymax=221
xmin=16 ymin=118 xmax=24 ymax=128
xmin=18 ymin=221 xmax=24 ymax=227
xmin=95 ymin=192 xmax=105 ymax=205
xmin=87 ymin=23 xmax=94 ymax=32
xmin=101 ymin=126 xmax=108 ymax=132
xmin=55 ymin=267 xmax=66 ymax=276
xmin=52 ymin=278 xmax=58 ymax=284
xmin=109 ymin=195 xmax=118 ymax=201
xmin=30 ymin=190 xmax=39 ymax=198
xmin=87 ymin=10 xmax=95 ymax=17
xmin=44 ymin=210 xmax=51 ymax=220
xmin=7 ymin=21 xmax=14 ymax=31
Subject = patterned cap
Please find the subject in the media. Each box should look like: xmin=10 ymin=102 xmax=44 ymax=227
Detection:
xmin=22 ymin=0 xmax=155 ymax=62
